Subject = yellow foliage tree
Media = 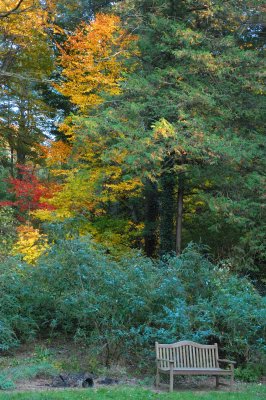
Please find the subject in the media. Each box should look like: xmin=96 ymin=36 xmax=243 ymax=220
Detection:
xmin=56 ymin=13 xmax=137 ymax=111
xmin=33 ymin=13 xmax=142 ymax=252
xmin=12 ymin=225 xmax=49 ymax=264
xmin=0 ymin=1 xmax=58 ymax=78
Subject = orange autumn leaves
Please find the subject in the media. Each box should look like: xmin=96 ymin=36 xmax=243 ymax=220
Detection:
xmin=57 ymin=13 xmax=138 ymax=111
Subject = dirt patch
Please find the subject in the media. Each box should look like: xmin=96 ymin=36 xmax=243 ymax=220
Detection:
xmin=12 ymin=376 xmax=251 ymax=393
xmin=13 ymin=376 xmax=138 ymax=392
xmin=14 ymin=378 xmax=52 ymax=392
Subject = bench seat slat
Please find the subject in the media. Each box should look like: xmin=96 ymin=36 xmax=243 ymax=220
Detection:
xmin=158 ymin=368 xmax=233 ymax=375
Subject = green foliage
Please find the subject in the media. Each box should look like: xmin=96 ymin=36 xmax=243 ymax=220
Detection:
xmin=1 ymin=239 xmax=265 ymax=368
xmin=0 ymin=257 xmax=37 ymax=350
xmin=235 ymin=365 xmax=265 ymax=383
xmin=0 ymin=207 xmax=17 ymax=258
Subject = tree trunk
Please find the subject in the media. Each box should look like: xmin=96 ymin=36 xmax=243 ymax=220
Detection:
xmin=143 ymin=180 xmax=159 ymax=257
xmin=175 ymin=174 xmax=184 ymax=255
xmin=159 ymin=167 xmax=175 ymax=255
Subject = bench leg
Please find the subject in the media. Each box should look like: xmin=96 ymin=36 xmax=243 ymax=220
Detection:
xmin=215 ymin=376 xmax=219 ymax=388
xmin=169 ymin=365 xmax=174 ymax=392
xmin=230 ymin=370 xmax=234 ymax=390
xmin=156 ymin=369 xmax=160 ymax=388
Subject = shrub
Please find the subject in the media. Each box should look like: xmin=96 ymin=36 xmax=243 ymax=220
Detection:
xmin=0 ymin=239 xmax=265 ymax=369
xmin=235 ymin=365 xmax=264 ymax=382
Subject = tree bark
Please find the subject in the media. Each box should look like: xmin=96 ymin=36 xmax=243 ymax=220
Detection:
xmin=175 ymin=174 xmax=184 ymax=255
xmin=159 ymin=167 xmax=175 ymax=255
xmin=143 ymin=180 xmax=159 ymax=257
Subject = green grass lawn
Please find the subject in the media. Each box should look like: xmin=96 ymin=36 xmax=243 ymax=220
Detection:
xmin=0 ymin=386 xmax=265 ymax=400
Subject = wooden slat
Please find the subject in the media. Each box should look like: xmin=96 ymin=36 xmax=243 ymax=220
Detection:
xmin=180 ymin=346 xmax=184 ymax=367
xmin=215 ymin=343 xmax=219 ymax=368
xmin=206 ymin=349 xmax=210 ymax=368
xmin=196 ymin=347 xmax=200 ymax=368
xmin=184 ymin=346 xmax=187 ymax=367
xmin=176 ymin=346 xmax=180 ymax=368
xmin=184 ymin=346 xmax=188 ymax=367
xmin=171 ymin=347 xmax=174 ymax=366
xmin=210 ymin=348 xmax=213 ymax=367
xmin=212 ymin=347 xmax=216 ymax=368
xmin=203 ymin=348 xmax=206 ymax=368
xmin=167 ymin=348 xmax=169 ymax=367
xmin=199 ymin=347 xmax=203 ymax=368
xmin=173 ymin=347 xmax=177 ymax=368
xmin=183 ymin=346 xmax=187 ymax=367
xmin=187 ymin=346 xmax=191 ymax=368
xmin=207 ymin=348 xmax=210 ymax=368
xmin=211 ymin=348 xmax=215 ymax=367
xmin=192 ymin=345 xmax=196 ymax=367
xmin=195 ymin=347 xmax=198 ymax=367
xmin=205 ymin=349 xmax=208 ymax=368
xmin=189 ymin=345 xmax=193 ymax=368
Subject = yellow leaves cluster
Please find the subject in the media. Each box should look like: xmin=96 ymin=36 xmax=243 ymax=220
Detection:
xmin=152 ymin=118 xmax=176 ymax=140
xmin=101 ymin=166 xmax=143 ymax=198
xmin=56 ymin=13 xmax=138 ymax=110
xmin=40 ymin=140 xmax=72 ymax=167
xmin=12 ymin=225 xmax=49 ymax=264
xmin=0 ymin=1 xmax=57 ymax=79
xmin=0 ymin=1 xmax=57 ymax=41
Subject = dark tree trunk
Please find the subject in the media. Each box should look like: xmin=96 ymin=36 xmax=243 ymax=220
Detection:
xmin=175 ymin=174 xmax=184 ymax=255
xmin=159 ymin=163 xmax=175 ymax=255
xmin=143 ymin=180 xmax=159 ymax=257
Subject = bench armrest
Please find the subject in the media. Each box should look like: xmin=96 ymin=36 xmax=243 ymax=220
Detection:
xmin=156 ymin=358 xmax=174 ymax=363
xmin=217 ymin=358 xmax=236 ymax=365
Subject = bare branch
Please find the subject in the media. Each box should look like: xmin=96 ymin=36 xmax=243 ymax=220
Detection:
xmin=0 ymin=70 xmax=53 ymax=83
xmin=0 ymin=0 xmax=27 ymax=18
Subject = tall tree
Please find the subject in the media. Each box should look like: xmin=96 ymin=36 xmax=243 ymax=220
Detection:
xmin=100 ymin=0 xmax=265 ymax=265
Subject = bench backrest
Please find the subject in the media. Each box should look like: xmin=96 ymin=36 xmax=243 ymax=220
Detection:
xmin=155 ymin=340 xmax=219 ymax=369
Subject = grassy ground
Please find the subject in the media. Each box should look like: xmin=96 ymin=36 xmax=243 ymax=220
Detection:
xmin=0 ymin=386 xmax=266 ymax=400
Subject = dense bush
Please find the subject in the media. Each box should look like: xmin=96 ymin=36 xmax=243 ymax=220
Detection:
xmin=0 ymin=238 xmax=265 ymax=369
xmin=235 ymin=364 xmax=266 ymax=382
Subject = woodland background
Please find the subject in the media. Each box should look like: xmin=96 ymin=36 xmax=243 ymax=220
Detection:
xmin=0 ymin=0 xmax=265 ymax=379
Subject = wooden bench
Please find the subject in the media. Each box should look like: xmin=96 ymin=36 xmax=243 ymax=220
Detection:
xmin=155 ymin=340 xmax=236 ymax=392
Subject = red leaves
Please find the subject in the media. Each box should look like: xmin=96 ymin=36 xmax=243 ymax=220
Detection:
xmin=0 ymin=165 xmax=56 ymax=217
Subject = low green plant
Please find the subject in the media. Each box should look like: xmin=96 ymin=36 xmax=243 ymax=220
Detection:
xmin=0 ymin=376 xmax=15 ymax=391
xmin=33 ymin=345 xmax=53 ymax=362
xmin=0 ymin=361 xmax=58 ymax=391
